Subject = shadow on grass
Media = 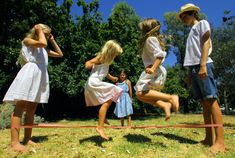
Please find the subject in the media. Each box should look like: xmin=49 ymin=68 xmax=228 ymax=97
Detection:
xmin=124 ymin=134 xmax=151 ymax=143
xmin=79 ymin=136 xmax=113 ymax=147
xmin=31 ymin=136 xmax=48 ymax=143
xmin=152 ymin=132 xmax=198 ymax=144
xmin=224 ymin=123 xmax=235 ymax=130
xmin=124 ymin=134 xmax=167 ymax=147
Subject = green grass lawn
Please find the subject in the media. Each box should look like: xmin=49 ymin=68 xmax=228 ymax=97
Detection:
xmin=0 ymin=114 xmax=234 ymax=158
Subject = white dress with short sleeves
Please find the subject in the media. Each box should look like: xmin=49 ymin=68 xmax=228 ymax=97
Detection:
xmin=3 ymin=43 xmax=49 ymax=103
xmin=135 ymin=36 xmax=167 ymax=92
xmin=84 ymin=64 xmax=123 ymax=106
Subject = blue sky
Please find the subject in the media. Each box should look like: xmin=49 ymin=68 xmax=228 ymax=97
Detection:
xmin=58 ymin=0 xmax=235 ymax=66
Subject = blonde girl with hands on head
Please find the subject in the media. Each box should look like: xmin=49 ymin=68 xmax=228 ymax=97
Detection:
xmin=84 ymin=40 xmax=123 ymax=140
xmin=3 ymin=24 xmax=63 ymax=152
xmin=135 ymin=18 xmax=179 ymax=120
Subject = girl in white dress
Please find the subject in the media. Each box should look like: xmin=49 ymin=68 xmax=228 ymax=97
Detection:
xmin=135 ymin=19 xmax=179 ymax=120
xmin=3 ymin=24 xmax=63 ymax=152
xmin=85 ymin=40 xmax=123 ymax=140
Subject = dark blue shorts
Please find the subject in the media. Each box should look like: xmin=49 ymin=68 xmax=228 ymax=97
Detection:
xmin=189 ymin=63 xmax=218 ymax=100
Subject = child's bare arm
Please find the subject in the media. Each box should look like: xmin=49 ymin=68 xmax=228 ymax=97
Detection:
xmin=107 ymin=73 xmax=118 ymax=82
xmin=47 ymin=35 xmax=63 ymax=58
xmin=85 ymin=56 xmax=100 ymax=70
xmin=23 ymin=25 xmax=47 ymax=48
xmin=199 ymin=31 xmax=211 ymax=79
xmin=127 ymin=79 xmax=133 ymax=99
xmin=145 ymin=57 xmax=163 ymax=74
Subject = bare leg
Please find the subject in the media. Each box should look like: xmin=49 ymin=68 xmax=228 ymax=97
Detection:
xmin=127 ymin=115 xmax=131 ymax=126
xmin=120 ymin=118 xmax=124 ymax=126
xmin=96 ymin=100 xmax=112 ymax=140
xmin=210 ymin=100 xmax=225 ymax=153
xmin=10 ymin=101 xmax=27 ymax=152
xmin=137 ymin=96 xmax=171 ymax=120
xmin=200 ymin=100 xmax=214 ymax=146
xmin=136 ymin=90 xmax=179 ymax=113
xmin=23 ymin=102 xmax=38 ymax=146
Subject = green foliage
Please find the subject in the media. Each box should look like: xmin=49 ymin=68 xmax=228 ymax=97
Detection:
xmin=211 ymin=21 xmax=235 ymax=112
xmin=0 ymin=103 xmax=14 ymax=129
xmin=163 ymin=65 xmax=189 ymax=99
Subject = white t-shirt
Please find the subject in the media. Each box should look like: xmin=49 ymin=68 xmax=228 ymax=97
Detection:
xmin=183 ymin=20 xmax=213 ymax=67
xmin=142 ymin=36 xmax=166 ymax=67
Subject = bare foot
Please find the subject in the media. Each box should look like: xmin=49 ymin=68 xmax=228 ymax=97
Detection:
xmin=11 ymin=143 xmax=27 ymax=152
xmin=171 ymin=95 xmax=179 ymax=113
xmin=96 ymin=127 xmax=109 ymax=140
xmin=210 ymin=142 xmax=226 ymax=153
xmin=23 ymin=140 xmax=39 ymax=147
xmin=163 ymin=103 xmax=171 ymax=121
xmin=104 ymin=119 xmax=110 ymax=125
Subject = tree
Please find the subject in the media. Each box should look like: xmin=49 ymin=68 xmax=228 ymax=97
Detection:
xmin=212 ymin=18 xmax=235 ymax=114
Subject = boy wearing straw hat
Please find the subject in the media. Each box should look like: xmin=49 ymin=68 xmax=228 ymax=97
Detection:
xmin=177 ymin=3 xmax=225 ymax=153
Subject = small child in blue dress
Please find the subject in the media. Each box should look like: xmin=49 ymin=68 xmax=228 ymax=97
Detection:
xmin=114 ymin=70 xmax=133 ymax=126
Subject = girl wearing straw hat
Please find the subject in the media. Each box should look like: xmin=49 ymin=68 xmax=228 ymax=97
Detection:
xmin=178 ymin=3 xmax=225 ymax=153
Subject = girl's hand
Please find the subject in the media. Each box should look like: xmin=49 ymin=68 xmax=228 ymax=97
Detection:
xmin=34 ymin=24 xmax=42 ymax=34
xmin=112 ymin=77 xmax=118 ymax=83
xmin=48 ymin=34 xmax=54 ymax=41
xmin=145 ymin=67 xmax=154 ymax=74
xmin=198 ymin=65 xmax=208 ymax=80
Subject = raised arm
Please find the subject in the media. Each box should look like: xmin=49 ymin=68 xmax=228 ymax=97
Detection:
xmin=47 ymin=34 xmax=63 ymax=58
xmin=85 ymin=56 xmax=101 ymax=70
xmin=23 ymin=25 xmax=47 ymax=48
xmin=107 ymin=73 xmax=118 ymax=83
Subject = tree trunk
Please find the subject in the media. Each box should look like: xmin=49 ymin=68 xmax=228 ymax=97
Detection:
xmin=224 ymin=88 xmax=229 ymax=114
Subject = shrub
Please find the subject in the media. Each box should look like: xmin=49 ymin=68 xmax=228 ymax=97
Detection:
xmin=0 ymin=103 xmax=45 ymax=129
xmin=0 ymin=103 xmax=14 ymax=129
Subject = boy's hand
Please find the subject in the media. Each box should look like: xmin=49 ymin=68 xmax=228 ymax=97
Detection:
xmin=198 ymin=65 xmax=208 ymax=80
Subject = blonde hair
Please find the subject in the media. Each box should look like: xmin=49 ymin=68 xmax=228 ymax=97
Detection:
xmin=138 ymin=18 xmax=165 ymax=55
xmin=97 ymin=40 xmax=123 ymax=65
xmin=26 ymin=23 xmax=51 ymax=39
xmin=17 ymin=24 xmax=51 ymax=67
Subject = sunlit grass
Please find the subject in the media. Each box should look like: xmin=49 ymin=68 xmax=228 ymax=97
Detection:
xmin=0 ymin=114 xmax=234 ymax=158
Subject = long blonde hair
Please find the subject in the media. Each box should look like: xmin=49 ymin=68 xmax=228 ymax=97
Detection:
xmin=97 ymin=40 xmax=123 ymax=65
xmin=26 ymin=23 xmax=51 ymax=39
xmin=138 ymin=18 xmax=165 ymax=55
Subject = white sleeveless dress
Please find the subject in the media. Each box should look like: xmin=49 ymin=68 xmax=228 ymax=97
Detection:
xmin=84 ymin=64 xmax=123 ymax=106
xmin=3 ymin=43 xmax=49 ymax=103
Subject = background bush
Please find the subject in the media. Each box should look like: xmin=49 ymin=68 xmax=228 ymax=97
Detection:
xmin=0 ymin=103 xmax=45 ymax=129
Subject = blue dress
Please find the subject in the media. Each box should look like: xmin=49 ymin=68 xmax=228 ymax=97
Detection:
xmin=114 ymin=80 xmax=133 ymax=118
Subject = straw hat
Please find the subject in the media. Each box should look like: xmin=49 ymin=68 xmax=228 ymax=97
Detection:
xmin=177 ymin=3 xmax=200 ymax=19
